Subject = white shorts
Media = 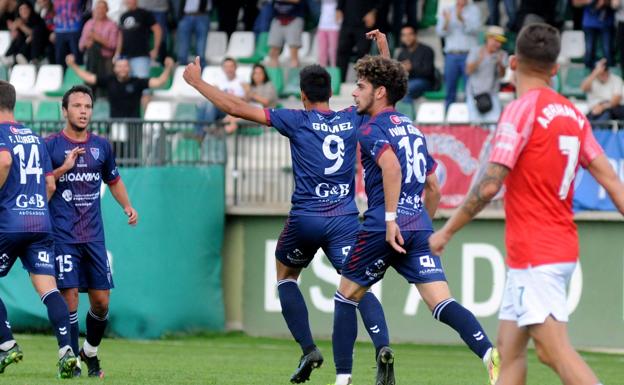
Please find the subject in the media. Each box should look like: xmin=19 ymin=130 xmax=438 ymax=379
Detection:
xmin=498 ymin=262 xmax=576 ymax=327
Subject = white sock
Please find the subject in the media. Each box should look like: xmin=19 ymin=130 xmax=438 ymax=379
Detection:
xmin=335 ymin=374 xmax=352 ymax=385
xmin=0 ymin=339 xmax=16 ymax=351
xmin=58 ymin=345 xmax=72 ymax=359
xmin=482 ymin=347 xmax=493 ymax=366
xmin=83 ymin=341 xmax=98 ymax=358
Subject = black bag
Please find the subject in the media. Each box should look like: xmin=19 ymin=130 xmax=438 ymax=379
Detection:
xmin=474 ymin=92 xmax=493 ymax=114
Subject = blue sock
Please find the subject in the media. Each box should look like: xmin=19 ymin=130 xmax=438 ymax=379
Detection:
xmin=433 ymin=298 xmax=492 ymax=359
xmin=358 ymin=292 xmax=389 ymax=357
xmin=0 ymin=297 xmax=14 ymax=345
xmin=86 ymin=309 xmax=108 ymax=348
xmin=332 ymin=292 xmax=359 ymax=375
xmin=277 ymin=280 xmax=315 ymax=354
xmin=41 ymin=289 xmax=71 ymax=350
xmin=69 ymin=311 xmax=79 ymax=355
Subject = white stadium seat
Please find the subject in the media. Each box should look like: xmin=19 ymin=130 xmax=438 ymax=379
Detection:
xmin=144 ymin=101 xmax=173 ymax=121
xmin=236 ymin=65 xmax=253 ymax=83
xmin=574 ymin=101 xmax=589 ymax=115
xmin=9 ymin=64 xmax=36 ymax=96
xmin=206 ymin=31 xmax=228 ymax=65
xmin=34 ymin=65 xmax=63 ymax=95
xmin=225 ymin=31 xmax=255 ymax=59
xmin=202 ymin=66 xmax=225 ymax=86
xmin=446 ymin=102 xmax=470 ymax=124
xmin=558 ymin=30 xmax=585 ymax=63
xmin=0 ymin=31 xmax=10 ymax=56
xmin=153 ymin=66 xmax=202 ymax=100
xmin=416 ymin=102 xmax=446 ymax=124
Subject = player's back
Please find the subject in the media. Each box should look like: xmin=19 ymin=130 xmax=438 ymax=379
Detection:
xmin=0 ymin=123 xmax=52 ymax=233
xmin=265 ymin=106 xmax=365 ymax=216
xmin=489 ymin=87 xmax=602 ymax=268
xmin=358 ymin=109 xmax=437 ymax=232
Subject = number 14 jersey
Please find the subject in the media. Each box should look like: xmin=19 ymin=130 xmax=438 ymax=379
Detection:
xmin=489 ymin=87 xmax=603 ymax=268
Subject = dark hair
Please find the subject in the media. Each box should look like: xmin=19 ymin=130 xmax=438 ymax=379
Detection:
xmin=300 ymin=65 xmax=331 ymax=103
xmin=251 ymin=63 xmax=269 ymax=86
xmin=354 ymin=56 xmax=408 ymax=106
xmin=401 ymin=24 xmax=417 ymax=34
xmin=0 ymin=80 xmax=16 ymax=112
xmin=222 ymin=57 xmax=236 ymax=66
xmin=62 ymin=85 xmax=94 ymax=109
xmin=516 ymin=23 xmax=560 ymax=73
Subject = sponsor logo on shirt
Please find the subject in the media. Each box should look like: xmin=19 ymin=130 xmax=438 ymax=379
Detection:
xmin=15 ymin=194 xmax=45 ymax=208
xmin=9 ymin=126 xmax=32 ymax=135
xmin=59 ymin=172 xmax=101 ymax=183
xmin=62 ymin=190 xmax=73 ymax=202
xmin=315 ymin=183 xmax=350 ymax=199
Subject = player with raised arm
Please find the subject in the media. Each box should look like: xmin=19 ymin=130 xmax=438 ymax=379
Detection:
xmin=46 ymin=85 xmax=138 ymax=378
xmin=184 ymin=33 xmax=392 ymax=385
xmin=0 ymin=80 xmax=77 ymax=378
xmin=331 ymin=56 xmax=500 ymax=385
xmin=429 ymin=23 xmax=624 ymax=385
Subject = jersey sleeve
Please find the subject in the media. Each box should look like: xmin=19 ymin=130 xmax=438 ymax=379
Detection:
xmin=264 ymin=108 xmax=301 ymax=137
xmin=40 ymin=143 xmax=53 ymax=177
xmin=344 ymin=106 xmax=368 ymax=129
xmin=579 ymin=121 xmax=604 ymax=168
xmin=359 ymin=123 xmax=392 ymax=163
xmin=0 ymin=131 xmax=8 ymax=152
xmin=102 ymin=140 xmax=121 ymax=185
xmin=488 ymin=96 xmax=536 ymax=169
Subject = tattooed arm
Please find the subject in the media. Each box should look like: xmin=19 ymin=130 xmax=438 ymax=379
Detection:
xmin=429 ymin=162 xmax=509 ymax=255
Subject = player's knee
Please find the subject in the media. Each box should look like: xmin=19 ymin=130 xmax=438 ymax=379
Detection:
xmin=90 ymin=300 xmax=109 ymax=316
xmin=534 ymin=343 xmax=556 ymax=368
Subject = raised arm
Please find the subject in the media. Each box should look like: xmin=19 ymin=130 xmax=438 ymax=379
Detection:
xmin=148 ymin=57 xmax=175 ymax=88
xmin=377 ymin=149 xmax=406 ymax=254
xmin=66 ymin=54 xmax=97 ymax=85
xmin=183 ymin=57 xmax=268 ymax=125
xmin=366 ymin=29 xmax=390 ymax=59
xmin=586 ymin=154 xmax=624 ymax=214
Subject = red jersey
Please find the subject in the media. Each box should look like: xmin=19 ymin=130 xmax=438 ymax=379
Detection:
xmin=489 ymin=87 xmax=603 ymax=268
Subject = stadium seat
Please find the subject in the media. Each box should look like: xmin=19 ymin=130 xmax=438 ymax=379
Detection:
xmin=205 ymin=31 xmax=228 ymax=65
xmin=14 ymin=100 xmax=33 ymax=122
xmin=0 ymin=31 xmax=9 ymax=56
xmin=225 ymin=31 xmax=255 ymax=59
xmin=144 ymin=101 xmax=173 ymax=121
xmin=396 ymin=101 xmax=416 ymax=121
xmin=202 ymin=65 xmax=225 ymax=86
xmin=154 ymin=67 xmax=202 ymax=99
xmin=302 ymin=32 xmax=318 ymax=66
xmin=35 ymin=101 xmax=61 ymax=120
xmin=0 ymin=64 xmax=7 ymax=81
xmin=446 ymin=102 xmax=470 ymax=124
xmin=561 ymin=66 xmax=589 ymax=100
xmin=279 ymin=31 xmax=311 ymax=63
xmin=281 ymin=67 xmax=301 ymax=97
xmin=239 ymin=32 xmax=270 ymax=64
xmin=424 ymin=76 xmax=464 ymax=101
xmin=265 ymin=67 xmax=284 ymax=96
xmin=46 ymin=65 xmax=84 ymax=97
xmin=326 ymin=66 xmax=341 ymax=96
xmin=170 ymin=102 xmax=198 ymax=132
xmin=416 ymin=102 xmax=445 ymax=124
xmin=574 ymin=101 xmax=589 ymax=115
xmin=9 ymin=64 xmax=36 ymax=95
xmin=559 ymin=30 xmax=585 ymax=63
xmin=236 ymin=65 xmax=253 ymax=83
xmin=34 ymin=65 xmax=63 ymax=96
xmin=421 ymin=0 xmax=439 ymax=27
xmin=92 ymin=100 xmax=110 ymax=120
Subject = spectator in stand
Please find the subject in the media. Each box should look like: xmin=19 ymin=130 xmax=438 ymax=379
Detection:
xmin=615 ymin=0 xmax=624 ymax=75
xmin=35 ymin=0 xmax=54 ymax=62
xmin=79 ymin=0 xmax=119 ymax=85
xmin=391 ymin=0 xmax=418 ymax=46
xmin=465 ymin=25 xmax=507 ymax=123
xmin=0 ymin=0 xmax=17 ymax=30
xmin=116 ymin=0 xmax=162 ymax=78
xmin=176 ymin=0 xmax=211 ymax=67
xmin=215 ymin=0 xmax=259 ymax=36
xmin=317 ymin=0 xmax=340 ymax=67
xmin=487 ymin=0 xmax=516 ymax=30
xmin=395 ymin=24 xmax=435 ymax=102
xmin=574 ymin=0 xmax=615 ymax=68
xmin=53 ymin=0 xmax=82 ymax=65
xmin=267 ymin=0 xmax=306 ymax=68
xmin=139 ymin=0 xmax=169 ymax=63
xmin=436 ymin=0 xmax=481 ymax=109
xmin=514 ymin=0 xmax=562 ymax=31
xmin=581 ymin=58 xmax=624 ymax=121
xmin=2 ymin=1 xmax=49 ymax=65
xmin=336 ymin=0 xmax=386 ymax=82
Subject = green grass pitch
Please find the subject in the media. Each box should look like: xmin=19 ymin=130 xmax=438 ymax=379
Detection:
xmin=2 ymin=333 xmax=622 ymax=384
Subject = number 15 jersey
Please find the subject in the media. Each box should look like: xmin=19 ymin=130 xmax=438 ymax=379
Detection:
xmin=489 ymin=87 xmax=603 ymax=268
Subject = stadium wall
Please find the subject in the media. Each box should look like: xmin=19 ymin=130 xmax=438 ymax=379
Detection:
xmin=224 ymin=213 xmax=624 ymax=349
xmin=0 ymin=166 xmax=226 ymax=339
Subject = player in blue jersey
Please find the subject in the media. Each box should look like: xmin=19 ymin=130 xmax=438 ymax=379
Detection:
xmin=331 ymin=56 xmax=500 ymax=385
xmin=184 ymin=35 xmax=391 ymax=385
xmin=45 ymin=85 xmax=138 ymax=378
xmin=0 ymin=80 xmax=78 ymax=378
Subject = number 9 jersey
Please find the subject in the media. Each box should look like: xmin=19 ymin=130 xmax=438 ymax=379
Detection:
xmin=488 ymin=87 xmax=604 ymax=269
xmin=0 ymin=123 xmax=53 ymax=233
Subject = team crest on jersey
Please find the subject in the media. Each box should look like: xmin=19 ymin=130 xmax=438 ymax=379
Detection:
xmin=90 ymin=147 xmax=100 ymax=160
xmin=390 ymin=115 xmax=402 ymax=125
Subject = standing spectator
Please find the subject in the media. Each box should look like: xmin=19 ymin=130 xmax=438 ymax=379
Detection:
xmin=395 ymin=24 xmax=435 ymax=102
xmin=487 ymin=0 xmax=516 ymax=30
xmin=581 ymin=58 xmax=624 ymax=121
xmin=214 ymin=0 xmax=259 ymax=36
xmin=336 ymin=0 xmax=386 ymax=82
xmin=267 ymin=0 xmax=306 ymax=68
xmin=176 ymin=0 xmax=211 ymax=67
xmin=35 ymin=0 xmax=54 ymax=62
xmin=317 ymin=0 xmax=340 ymax=67
xmin=391 ymin=0 xmax=418 ymax=46
xmin=53 ymin=0 xmax=82 ymax=65
xmin=3 ymin=1 xmax=49 ymax=65
xmin=117 ymin=0 xmax=161 ymax=78
xmin=79 ymin=0 xmax=119 ymax=84
xmin=436 ymin=0 xmax=481 ymax=109
xmin=575 ymin=0 xmax=615 ymax=68
xmin=0 ymin=0 xmax=17 ymax=30
xmin=465 ymin=25 xmax=507 ymax=123
xmin=139 ymin=0 xmax=169 ymax=63
xmin=515 ymin=0 xmax=562 ymax=31
xmin=615 ymin=0 xmax=624 ymax=74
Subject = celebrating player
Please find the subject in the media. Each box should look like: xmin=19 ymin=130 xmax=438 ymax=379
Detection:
xmin=0 ymin=80 xmax=78 ymax=378
xmin=331 ymin=56 xmax=500 ymax=385
xmin=45 ymin=85 xmax=138 ymax=378
xmin=184 ymin=34 xmax=392 ymax=385
xmin=429 ymin=23 xmax=624 ymax=385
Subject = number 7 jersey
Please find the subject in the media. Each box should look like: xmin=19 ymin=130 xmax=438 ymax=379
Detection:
xmin=0 ymin=123 xmax=53 ymax=233
xmin=489 ymin=87 xmax=604 ymax=268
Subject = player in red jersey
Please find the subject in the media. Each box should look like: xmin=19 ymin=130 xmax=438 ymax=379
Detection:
xmin=430 ymin=23 xmax=624 ymax=385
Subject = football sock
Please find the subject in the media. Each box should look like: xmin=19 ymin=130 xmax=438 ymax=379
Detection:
xmin=335 ymin=373 xmax=352 ymax=385
xmin=358 ymin=291 xmax=389 ymax=356
xmin=0 ymin=297 xmax=15 ymax=346
xmin=41 ymin=289 xmax=71 ymax=349
xmin=69 ymin=311 xmax=79 ymax=358
xmin=482 ymin=347 xmax=493 ymax=366
xmin=83 ymin=340 xmax=98 ymax=358
xmin=333 ymin=292 xmax=358 ymax=375
xmin=86 ymin=308 xmax=108 ymax=350
xmin=277 ymin=279 xmax=316 ymax=354
xmin=433 ymin=298 xmax=492 ymax=359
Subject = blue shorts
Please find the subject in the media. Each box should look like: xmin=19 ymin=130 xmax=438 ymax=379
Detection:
xmin=341 ymin=230 xmax=447 ymax=287
xmin=54 ymin=242 xmax=114 ymax=291
xmin=0 ymin=232 xmax=55 ymax=277
xmin=275 ymin=214 xmax=359 ymax=271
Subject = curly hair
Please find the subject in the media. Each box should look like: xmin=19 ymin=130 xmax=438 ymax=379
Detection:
xmin=354 ymin=56 xmax=408 ymax=106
